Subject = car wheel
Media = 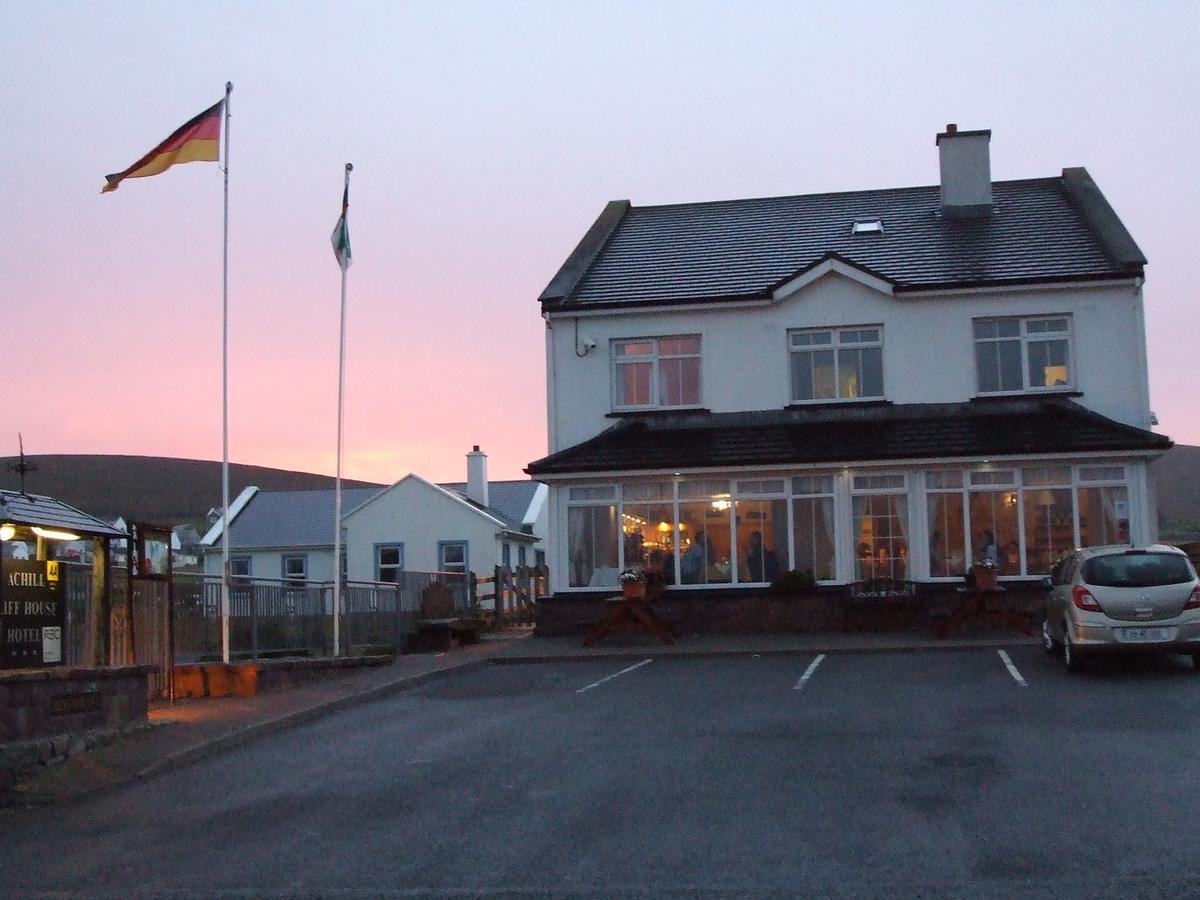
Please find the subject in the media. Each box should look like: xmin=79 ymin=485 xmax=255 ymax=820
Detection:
xmin=1064 ymin=628 xmax=1086 ymax=673
xmin=1042 ymin=618 xmax=1062 ymax=655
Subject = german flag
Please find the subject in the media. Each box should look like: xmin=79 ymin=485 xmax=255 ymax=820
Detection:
xmin=102 ymin=99 xmax=223 ymax=193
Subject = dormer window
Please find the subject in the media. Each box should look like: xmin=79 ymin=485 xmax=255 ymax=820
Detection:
xmin=790 ymin=326 xmax=884 ymax=403
xmin=851 ymin=219 xmax=884 ymax=235
xmin=612 ymin=335 xmax=701 ymax=410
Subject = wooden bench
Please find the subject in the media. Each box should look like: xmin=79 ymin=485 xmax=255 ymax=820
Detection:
xmin=841 ymin=578 xmax=921 ymax=631
xmin=406 ymin=582 xmax=479 ymax=652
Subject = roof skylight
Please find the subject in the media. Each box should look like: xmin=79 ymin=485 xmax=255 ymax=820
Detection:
xmin=851 ymin=219 xmax=884 ymax=235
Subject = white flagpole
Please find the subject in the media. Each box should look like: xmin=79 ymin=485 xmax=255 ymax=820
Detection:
xmin=220 ymin=81 xmax=233 ymax=665
xmin=332 ymin=162 xmax=352 ymax=658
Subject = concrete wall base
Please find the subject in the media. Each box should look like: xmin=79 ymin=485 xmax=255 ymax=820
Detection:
xmin=535 ymin=587 xmax=1044 ymax=636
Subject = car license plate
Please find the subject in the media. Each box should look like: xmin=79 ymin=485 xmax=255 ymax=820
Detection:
xmin=1115 ymin=627 xmax=1174 ymax=643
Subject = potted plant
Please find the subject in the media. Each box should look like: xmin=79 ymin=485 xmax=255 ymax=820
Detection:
xmin=619 ymin=567 xmax=647 ymax=599
xmin=971 ymin=558 xmax=999 ymax=591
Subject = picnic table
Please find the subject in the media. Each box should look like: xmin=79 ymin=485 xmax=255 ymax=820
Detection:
xmin=582 ymin=594 xmax=676 ymax=647
xmin=936 ymin=585 xmax=1035 ymax=639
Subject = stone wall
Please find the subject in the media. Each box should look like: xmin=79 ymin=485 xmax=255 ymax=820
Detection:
xmin=0 ymin=666 xmax=156 ymax=744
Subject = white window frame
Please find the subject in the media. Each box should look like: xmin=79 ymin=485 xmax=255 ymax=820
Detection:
xmin=789 ymin=474 xmax=838 ymax=583
xmin=565 ymin=485 xmax=620 ymax=589
xmin=788 ymin=325 xmax=885 ymax=404
xmin=849 ymin=472 xmax=910 ymax=582
xmin=974 ymin=315 xmax=1074 ymax=395
xmin=611 ymin=335 xmax=702 ymax=411
xmin=281 ymin=554 xmax=307 ymax=582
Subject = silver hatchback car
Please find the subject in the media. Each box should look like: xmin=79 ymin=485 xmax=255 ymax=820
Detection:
xmin=1042 ymin=544 xmax=1200 ymax=672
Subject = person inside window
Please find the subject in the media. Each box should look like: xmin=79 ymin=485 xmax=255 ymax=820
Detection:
xmin=979 ymin=530 xmax=999 ymax=565
xmin=681 ymin=529 xmax=714 ymax=584
xmin=745 ymin=530 xmax=781 ymax=583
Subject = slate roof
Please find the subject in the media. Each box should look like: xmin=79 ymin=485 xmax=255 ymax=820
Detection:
xmin=225 ymin=481 xmax=539 ymax=549
xmin=438 ymin=480 xmax=540 ymax=531
xmin=525 ymin=399 xmax=1170 ymax=475
xmin=540 ymin=172 xmax=1146 ymax=310
xmin=228 ymin=487 xmax=383 ymax=550
xmin=0 ymin=490 xmax=126 ymax=538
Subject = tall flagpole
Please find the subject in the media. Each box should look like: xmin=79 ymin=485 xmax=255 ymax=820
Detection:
xmin=220 ymin=81 xmax=233 ymax=665
xmin=332 ymin=162 xmax=353 ymax=658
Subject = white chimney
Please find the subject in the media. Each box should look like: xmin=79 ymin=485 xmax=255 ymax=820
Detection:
xmin=466 ymin=445 xmax=489 ymax=507
xmin=936 ymin=123 xmax=992 ymax=218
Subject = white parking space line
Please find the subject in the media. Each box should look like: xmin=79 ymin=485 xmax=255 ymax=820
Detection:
xmin=793 ymin=654 xmax=826 ymax=690
xmin=998 ymin=649 xmax=1029 ymax=687
xmin=576 ymin=658 xmax=654 ymax=693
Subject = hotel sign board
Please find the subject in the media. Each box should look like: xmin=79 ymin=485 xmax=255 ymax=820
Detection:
xmin=1 ymin=560 xmax=65 ymax=668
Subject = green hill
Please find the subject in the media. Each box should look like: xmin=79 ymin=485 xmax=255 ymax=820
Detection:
xmin=0 ymin=455 xmax=385 ymax=526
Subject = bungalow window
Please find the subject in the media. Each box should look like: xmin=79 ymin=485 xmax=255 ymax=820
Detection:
xmin=229 ymin=555 xmax=251 ymax=584
xmin=974 ymin=316 xmax=1072 ymax=394
xmin=789 ymin=327 xmax=883 ymax=403
xmin=375 ymin=544 xmax=403 ymax=583
xmin=439 ymin=541 xmax=468 ymax=576
xmin=612 ymin=335 xmax=701 ymax=409
xmin=791 ymin=475 xmax=836 ymax=583
xmin=851 ymin=474 xmax=908 ymax=581
xmin=281 ymin=555 xmax=307 ymax=582
xmin=567 ymin=486 xmax=619 ymax=588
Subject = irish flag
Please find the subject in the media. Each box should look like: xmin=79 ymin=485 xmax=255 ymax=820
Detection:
xmin=102 ymin=99 xmax=223 ymax=193
xmin=331 ymin=180 xmax=352 ymax=270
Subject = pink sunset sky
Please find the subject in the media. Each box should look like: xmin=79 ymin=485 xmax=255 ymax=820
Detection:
xmin=4 ymin=2 xmax=1198 ymax=484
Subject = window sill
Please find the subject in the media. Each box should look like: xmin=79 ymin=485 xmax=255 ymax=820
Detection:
xmin=785 ymin=399 xmax=892 ymax=411
xmin=607 ymin=407 xmax=711 ymax=419
xmin=971 ymin=390 xmax=1082 ymax=401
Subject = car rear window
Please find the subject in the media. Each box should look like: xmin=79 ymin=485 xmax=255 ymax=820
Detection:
xmin=1082 ymin=553 xmax=1196 ymax=588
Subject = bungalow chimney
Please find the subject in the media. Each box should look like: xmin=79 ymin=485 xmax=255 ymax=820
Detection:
xmin=936 ymin=123 xmax=992 ymax=218
xmin=466 ymin=445 xmax=489 ymax=507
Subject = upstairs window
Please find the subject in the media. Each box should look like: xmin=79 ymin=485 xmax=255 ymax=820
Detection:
xmin=974 ymin=316 xmax=1072 ymax=394
xmin=612 ymin=335 xmax=701 ymax=409
xmin=790 ymin=327 xmax=883 ymax=402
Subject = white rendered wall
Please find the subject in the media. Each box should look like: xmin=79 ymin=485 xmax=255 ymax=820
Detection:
xmin=343 ymin=476 xmax=512 ymax=580
xmin=202 ymin=547 xmax=335 ymax=581
xmin=546 ymin=276 xmax=1149 ymax=453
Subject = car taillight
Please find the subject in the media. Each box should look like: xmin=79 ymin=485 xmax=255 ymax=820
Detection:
xmin=1185 ymin=586 xmax=1200 ymax=611
xmin=1072 ymin=584 xmax=1104 ymax=613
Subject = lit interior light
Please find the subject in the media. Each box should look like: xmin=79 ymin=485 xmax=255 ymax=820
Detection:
xmin=0 ymin=523 xmax=15 ymax=541
xmin=31 ymin=526 xmax=81 ymax=541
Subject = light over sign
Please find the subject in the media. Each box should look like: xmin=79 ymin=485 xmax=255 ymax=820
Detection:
xmin=1 ymin=560 xmax=65 ymax=668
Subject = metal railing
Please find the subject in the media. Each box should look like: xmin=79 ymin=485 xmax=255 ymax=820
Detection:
xmin=57 ymin=563 xmax=478 ymax=669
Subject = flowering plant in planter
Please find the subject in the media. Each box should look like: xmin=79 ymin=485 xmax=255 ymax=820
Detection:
xmin=619 ymin=566 xmax=648 ymax=598
xmin=618 ymin=567 xmax=647 ymax=585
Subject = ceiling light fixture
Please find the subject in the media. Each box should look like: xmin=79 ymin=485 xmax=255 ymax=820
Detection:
xmin=31 ymin=526 xmax=81 ymax=541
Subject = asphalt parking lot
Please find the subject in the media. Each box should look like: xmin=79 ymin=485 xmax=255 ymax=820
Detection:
xmin=4 ymin=647 xmax=1200 ymax=898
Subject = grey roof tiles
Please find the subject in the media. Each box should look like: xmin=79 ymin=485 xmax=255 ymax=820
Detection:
xmin=224 ymin=480 xmax=539 ymax=550
xmin=0 ymin=490 xmax=126 ymax=538
xmin=526 ymin=399 xmax=1170 ymax=475
xmin=541 ymin=175 xmax=1144 ymax=310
